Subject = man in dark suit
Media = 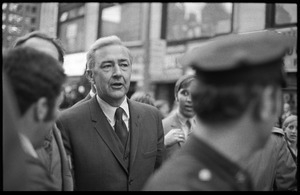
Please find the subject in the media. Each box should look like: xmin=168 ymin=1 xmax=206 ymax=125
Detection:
xmin=143 ymin=31 xmax=294 ymax=190
xmin=13 ymin=31 xmax=74 ymax=191
xmin=56 ymin=35 xmax=165 ymax=191
xmin=3 ymin=47 xmax=66 ymax=190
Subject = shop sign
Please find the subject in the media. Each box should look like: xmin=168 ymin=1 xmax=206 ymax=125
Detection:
xmin=130 ymin=47 xmax=144 ymax=81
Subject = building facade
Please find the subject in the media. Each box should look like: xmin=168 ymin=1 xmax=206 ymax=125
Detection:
xmin=2 ymin=3 xmax=297 ymax=113
xmin=2 ymin=3 xmax=41 ymax=49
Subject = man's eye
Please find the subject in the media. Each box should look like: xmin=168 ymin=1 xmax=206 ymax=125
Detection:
xmin=289 ymin=125 xmax=294 ymax=130
xmin=102 ymin=64 xmax=112 ymax=69
xmin=120 ymin=63 xmax=129 ymax=67
xmin=119 ymin=62 xmax=129 ymax=70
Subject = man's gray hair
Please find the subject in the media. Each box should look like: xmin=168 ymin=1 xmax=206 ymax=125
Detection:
xmin=86 ymin=35 xmax=133 ymax=70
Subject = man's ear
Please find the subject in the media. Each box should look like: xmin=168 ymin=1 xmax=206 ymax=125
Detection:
xmin=35 ymin=97 xmax=48 ymax=122
xmin=85 ymin=69 xmax=94 ymax=84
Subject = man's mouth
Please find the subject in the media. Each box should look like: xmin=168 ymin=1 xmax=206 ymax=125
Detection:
xmin=111 ymin=82 xmax=123 ymax=89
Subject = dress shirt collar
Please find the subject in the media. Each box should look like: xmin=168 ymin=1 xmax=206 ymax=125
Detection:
xmin=19 ymin=133 xmax=38 ymax=158
xmin=96 ymin=95 xmax=129 ymax=127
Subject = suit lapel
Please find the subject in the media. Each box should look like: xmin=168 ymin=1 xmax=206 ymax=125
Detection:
xmin=170 ymin=112 xmax=181 ymax=129
xmin=89 ymin=97 xmax=128 ymax=173
xmin=127 ymin=100 xmax=141 ymax=171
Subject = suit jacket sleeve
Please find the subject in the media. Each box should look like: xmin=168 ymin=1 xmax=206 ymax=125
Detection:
xmin=155 ymin=111 xmax=165 ymax=170
xmin=56 ymin=117 xmax=75 ymax=184
xmin=24 ymin=155 xmax=59 ymax=191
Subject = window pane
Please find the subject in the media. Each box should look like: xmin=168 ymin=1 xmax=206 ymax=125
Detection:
xmin=237 ymin=3 xmax=266 ymax=33
xmin=275 ymin=4 xmax=297 ymax=25
xmin=2 ymin=3 xmax=7 ymax=10
xmin=9 ymin=3 xmax=18 ymax=12
xmin=60 ymin=12 xmax=68 ymax=22
xmin=167 ymin=3 xmax=233 ymax=41
xmin=100 ymin=3 xmax=143 ymax=42
xmin=59 ymin=18 xmax=85 ymax=54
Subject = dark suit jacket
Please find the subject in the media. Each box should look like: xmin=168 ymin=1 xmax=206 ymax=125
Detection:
xmin=56 ymin=96 xmax=165 ymax=191
xmin=36 ymin=124 xmax=74 ymax=191
xmin=22 ymin=154 xmax=59 ymax=191
xmin=72 ymin=93 xmax=92 ymax=107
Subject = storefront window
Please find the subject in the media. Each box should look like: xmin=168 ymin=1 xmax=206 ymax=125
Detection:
xmin=237 ymin=3 xmax=266 ymax=33
xmin=59 ymin=18 xmax=85 ymax=54
xmin=166 ymin=3 xmax=233 ymax=41
xmin=58 ymin=4 xmax=85 ymax=54
xmin=100 ymin=3 xmax=143 ymax=42
xmin=275 ymin=3 xmax=297 ymax=25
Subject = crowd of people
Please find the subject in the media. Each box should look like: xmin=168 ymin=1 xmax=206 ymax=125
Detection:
xmin=3 ymin=29 xmax=297 ymax=191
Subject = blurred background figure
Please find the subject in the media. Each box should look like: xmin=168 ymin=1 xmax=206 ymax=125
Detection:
xmin=3 ymin=72 xmax=28 ymax=191
xmin=3 ymin=47 xmax=66 ymax=190
xmin=278 ymin=103 xmax=293 ymax=128
xmin=155 ymin=99 xmax=170 ymax=119
xmin=281 ymin=103 xmax=292 ymax=123
xmin=13 ymin=31 xmax=74 ymax=191
xmin=130 ymin=91 xmax=156 ymax=107
xmin=163 ymin=74 xmax=196 ymax=160
xmin=282 ymin=115 xmax=297 ymax=162
xmin=241 ymin=126 xmax=297 ymax=191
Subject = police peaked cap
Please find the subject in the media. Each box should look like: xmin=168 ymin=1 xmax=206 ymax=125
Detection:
xmin=179 ymin=30 xmax=295 ymax=86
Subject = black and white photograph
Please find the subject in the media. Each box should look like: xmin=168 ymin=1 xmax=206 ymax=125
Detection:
xmin=3 ymin=2 xmax=297 ymax=191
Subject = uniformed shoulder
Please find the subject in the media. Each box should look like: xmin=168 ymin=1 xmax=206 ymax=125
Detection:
xmin=272 ymin=127 xmax=284 ymax=136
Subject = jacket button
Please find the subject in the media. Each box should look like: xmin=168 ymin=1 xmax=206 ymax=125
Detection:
xmin=235 ymin=172 xmax=246 ymax=183
xmin=129 ymin=179 xmax=133 ymax=185
xmin=198 ymin=169 xmax=211 ymax=181
xmin=124 ymin=153 xmax=129 ymax=160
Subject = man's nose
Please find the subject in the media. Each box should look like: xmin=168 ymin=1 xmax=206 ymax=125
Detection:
xmin=113 ymin=64 xmax=122 ymax=76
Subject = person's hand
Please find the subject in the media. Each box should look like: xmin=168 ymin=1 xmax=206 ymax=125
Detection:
xmin=164 ymin=128 xmax=185 ymax=147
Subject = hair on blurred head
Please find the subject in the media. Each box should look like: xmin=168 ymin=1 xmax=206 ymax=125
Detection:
xmin=13 ymin=31 xmax=65 ymax=64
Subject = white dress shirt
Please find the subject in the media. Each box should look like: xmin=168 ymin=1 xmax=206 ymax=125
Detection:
xmin=96 ymin=95 xmax=130 ymax=131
